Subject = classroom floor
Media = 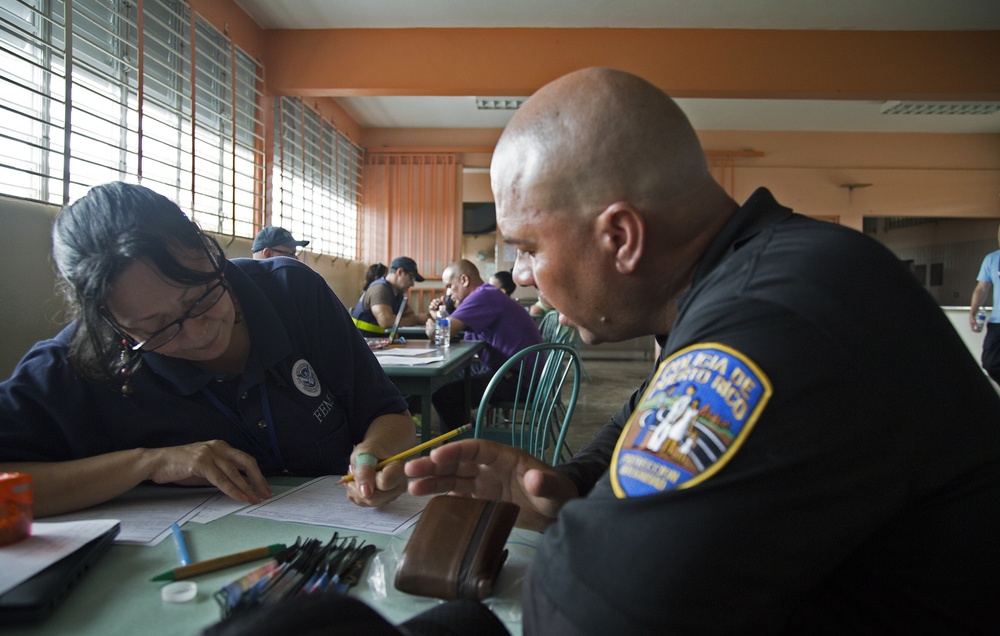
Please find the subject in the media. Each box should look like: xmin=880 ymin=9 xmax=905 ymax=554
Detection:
xmin=561 ymin=356 xmax=654 ymax=457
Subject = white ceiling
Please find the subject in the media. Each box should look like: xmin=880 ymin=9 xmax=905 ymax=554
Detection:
xmin=234 ymin=0 xmax=1000 ymax=133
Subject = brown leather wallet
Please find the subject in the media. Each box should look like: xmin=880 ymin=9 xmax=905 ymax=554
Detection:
xmin=395 ymin=495 xmax=520 ymax=600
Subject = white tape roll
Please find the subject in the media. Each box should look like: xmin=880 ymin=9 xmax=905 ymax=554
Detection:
xmin=160 ymin=580 xmax=197 ymax=603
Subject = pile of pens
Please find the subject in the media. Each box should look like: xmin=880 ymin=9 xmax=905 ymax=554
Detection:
xmin=213 ymin=533 xmax=377 ymax=617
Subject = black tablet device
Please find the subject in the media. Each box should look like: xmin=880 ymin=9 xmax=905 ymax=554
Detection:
xmin=0 ymin=521 xmax=120 ymax=623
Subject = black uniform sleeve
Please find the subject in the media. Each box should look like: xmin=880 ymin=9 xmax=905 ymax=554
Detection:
xmin=0 ymin=333 xmax=106 ymax=462
xmin=556 ymin=372 xmax=654 ymax=496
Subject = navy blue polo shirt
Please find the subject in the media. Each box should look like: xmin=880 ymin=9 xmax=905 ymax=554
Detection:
xmin=0 ymin=258 xmax=408 ymax=476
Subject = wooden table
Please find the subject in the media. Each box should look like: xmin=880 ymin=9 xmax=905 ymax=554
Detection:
xmin=375 ymin=340 xmax=484 ymax=442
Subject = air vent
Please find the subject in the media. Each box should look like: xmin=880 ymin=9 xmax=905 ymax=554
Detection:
xmin=475 ymin=98 xmax=526 ymax=110
xmin=882 ymin=217 xmax=937 ymax=231
xmin=881 ymin=101 xmax=1000 ymax=116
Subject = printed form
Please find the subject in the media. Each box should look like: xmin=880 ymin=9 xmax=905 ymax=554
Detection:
xmin=238 ymin=476 xmax=428 ymax=535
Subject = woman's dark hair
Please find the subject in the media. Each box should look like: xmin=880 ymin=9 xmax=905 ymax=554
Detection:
xmin=363 ymin=263 xmax=388 ymax=290
xmin=52 ymin=182 xmax=225 ymax=383
xmin=491 ymin=270 xmax=516 ymax=296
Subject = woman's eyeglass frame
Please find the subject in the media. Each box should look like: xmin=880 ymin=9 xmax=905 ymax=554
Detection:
xmin=105 ymin=274 xmax=231 ymax=353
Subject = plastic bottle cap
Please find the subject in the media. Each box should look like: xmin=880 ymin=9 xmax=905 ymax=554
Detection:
xmin=161 ymin=581 xmax=197 ymax=603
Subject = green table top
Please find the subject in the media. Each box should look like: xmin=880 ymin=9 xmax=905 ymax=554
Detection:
xmin=6 ymin=479 xmax=534 ymax=635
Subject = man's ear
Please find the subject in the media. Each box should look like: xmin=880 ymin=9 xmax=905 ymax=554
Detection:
xmin=596 ymin=202 xmax=644 ymax=274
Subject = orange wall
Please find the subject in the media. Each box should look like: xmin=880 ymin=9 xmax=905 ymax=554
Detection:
xmin=379 ymin=127 xmax=1000 ymax=232
xmin=189 ymin=0 xmax=265 ymax=59
xmin=191 ymin=1 xmax=364 ymax=143
xmin=701 ymin=131 xmax=1000 ymax=230
xmin=192 ymin=7 xmax=1000 ymax=234
xmin=262 ymin=28 xmax=1000 ymax=100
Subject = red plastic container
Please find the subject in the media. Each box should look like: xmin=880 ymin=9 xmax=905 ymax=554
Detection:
xmin=0 ymin=472 xmax=33 ymax=546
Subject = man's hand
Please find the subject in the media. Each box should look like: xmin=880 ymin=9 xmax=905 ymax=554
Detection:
xmin=428 ymin=295 xmax=447 ymax=313
xmin=405 ymin=439 xmax=579 ymax=531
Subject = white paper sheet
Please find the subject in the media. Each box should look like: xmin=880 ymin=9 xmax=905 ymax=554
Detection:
xmin=237 ymin=476 xmax=428 ymax=535
xmin=376 ymin=355 xmax=445 ymax=366
xmin=373 ymin=348 xmax=440 ymax=357
xmin=187 ymin=492 xmax=248 ymax=523
xmin=0 ymin=519 xmax=119 ymax=596
xmin=42 ymin=486 xmax=223 ymax=545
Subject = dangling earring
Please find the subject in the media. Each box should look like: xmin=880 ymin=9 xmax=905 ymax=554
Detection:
xmin=118 ymin=339 xmax=136 ymax=396
xmin=232 ymin=294 xmax=243 ymax=325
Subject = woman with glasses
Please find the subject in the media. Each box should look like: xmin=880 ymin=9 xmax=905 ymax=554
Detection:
xmin=0 ymin=182 xmax=415 ymax=516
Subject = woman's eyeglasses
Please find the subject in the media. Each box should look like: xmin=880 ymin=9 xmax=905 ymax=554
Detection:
xmin=110 ymin=276 xmax=231 ymax=352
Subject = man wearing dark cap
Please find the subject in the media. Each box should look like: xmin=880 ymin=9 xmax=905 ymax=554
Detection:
xmin=251 ymin=226 xmax=309 ymax=260
xmin=351 ymin=256 xmax=429 ymax=335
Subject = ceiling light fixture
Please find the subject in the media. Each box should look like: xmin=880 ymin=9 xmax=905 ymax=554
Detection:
xmin=475 ymin=97 xmax=526 ymax=111
xmin=881 ymin=101 xmax=1000 ymax=116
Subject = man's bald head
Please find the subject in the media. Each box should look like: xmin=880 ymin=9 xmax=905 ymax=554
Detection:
xmin=443 ymin=259 xmax=483 ymax=285
xmin=441 ymin=259 xmax=485 ymax=305
xmin=492 ymin=67 xmax=718 ymax=229
xmin=489 ymin=68 xmax=738 ymax=344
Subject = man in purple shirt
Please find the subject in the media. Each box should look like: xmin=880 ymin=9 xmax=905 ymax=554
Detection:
xmin=426 ymin=259 xmax=543 ymax=431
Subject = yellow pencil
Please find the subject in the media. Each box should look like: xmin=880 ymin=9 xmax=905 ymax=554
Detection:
xmin=338 ymin=424 xmax=472 ymax=483
xmin=151 ymin=543 xmax=286 ymax=581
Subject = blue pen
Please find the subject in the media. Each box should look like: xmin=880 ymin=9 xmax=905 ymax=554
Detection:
xmin=170 ymin=522 xmax=191 ymax=567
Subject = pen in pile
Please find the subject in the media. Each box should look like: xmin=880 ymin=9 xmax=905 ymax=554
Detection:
xmin=213 ymin=533 xmax=378 ymax=617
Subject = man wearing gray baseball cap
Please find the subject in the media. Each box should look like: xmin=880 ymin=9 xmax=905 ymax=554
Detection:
xmin=251 ymin=226 xmax=309 ymax=260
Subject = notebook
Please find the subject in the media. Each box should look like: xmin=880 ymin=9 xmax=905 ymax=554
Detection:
xmin=0 ymin=521 xmax=120 ymax=623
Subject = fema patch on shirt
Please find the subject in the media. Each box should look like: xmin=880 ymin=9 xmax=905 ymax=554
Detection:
xmin=291 ymin=359 xmax=322 ymax=397
xmin=611 ymin=343 xmax=772 ymax=498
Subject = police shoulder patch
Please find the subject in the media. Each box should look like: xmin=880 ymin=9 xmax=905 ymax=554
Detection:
xmin=611 ymin=342 xmax=772 ymax=498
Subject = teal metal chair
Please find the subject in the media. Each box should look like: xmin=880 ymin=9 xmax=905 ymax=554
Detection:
xmin=474 ymin=342 xmax=583 ymax=465
xmin=538 ymin=309 xmax=579 ymax=345
xmin=538 ymin=309 xmax=590 ymax=381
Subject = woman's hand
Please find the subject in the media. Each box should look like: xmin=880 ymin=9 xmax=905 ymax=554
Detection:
xmin=405 ymin=439 xmax=579 ymax=531
xmin=4 ymin=441 xmax=272 ymax=517
xmin=142 ymin=440 xmax=271 ymax=504
xmin=343 ymin=412 xmax=415 ymax=507
xmin=343 ymin=453 xmax=408 ymax=507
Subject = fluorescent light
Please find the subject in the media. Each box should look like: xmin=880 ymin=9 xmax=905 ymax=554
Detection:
xmin=475 ymin=97 xmax=526 ymax=110
xmin=881 ymin=101 xmax=1000 ymax=115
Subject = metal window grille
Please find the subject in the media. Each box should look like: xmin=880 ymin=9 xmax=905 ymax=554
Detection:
xmin=0 ymin=0 xmax=263 ymax=239
xmin=272 ymin=95 xmax=362 ymax=259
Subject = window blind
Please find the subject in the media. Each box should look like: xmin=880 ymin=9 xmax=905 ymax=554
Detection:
xmin=272 ymin=95 xmax=362 ymax=259
xmin=0 ymin=0 xmax=264 ymax=240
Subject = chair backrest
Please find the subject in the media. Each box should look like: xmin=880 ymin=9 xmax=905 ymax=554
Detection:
xmin=538 ymin=309 xmax=580 ymax=346
xmin=474 ymin=342 xmax=583 ymax=465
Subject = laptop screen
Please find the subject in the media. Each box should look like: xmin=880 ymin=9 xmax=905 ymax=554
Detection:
xmin=387 ymin=297 xmax=407 ymax=343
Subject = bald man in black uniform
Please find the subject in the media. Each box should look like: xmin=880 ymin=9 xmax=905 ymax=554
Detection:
xmin=406 ymin=67 xmax=1000 ymax=634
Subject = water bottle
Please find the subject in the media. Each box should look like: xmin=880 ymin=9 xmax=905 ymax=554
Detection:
xmin=435 ymin=304 xmax=451 ymax=348
xmin=975 ymin=306 xmax=988 ymax=332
